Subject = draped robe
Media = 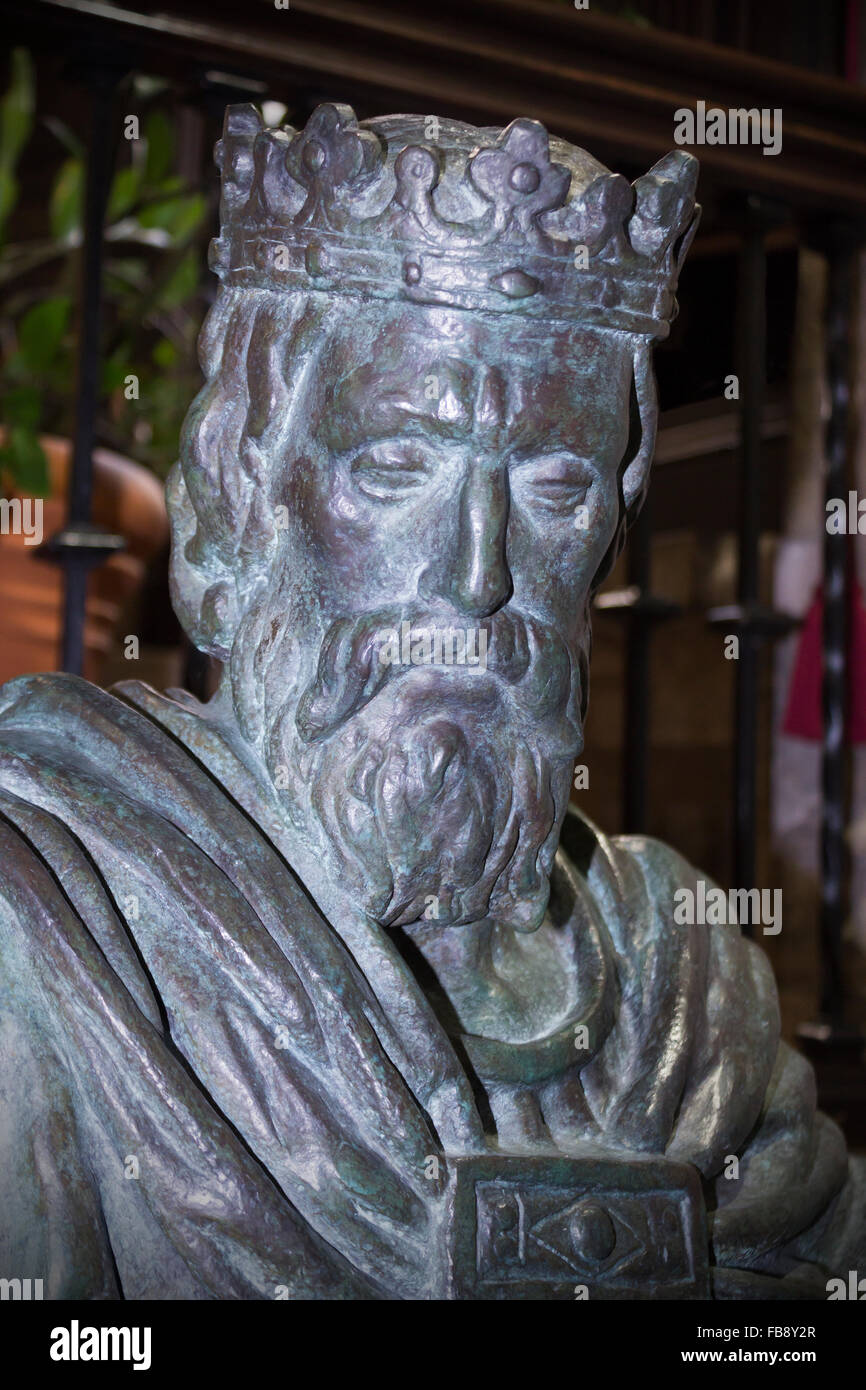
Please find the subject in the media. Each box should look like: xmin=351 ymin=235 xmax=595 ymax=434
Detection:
xmin=0 ymin=673 xmax=862 ymax=1299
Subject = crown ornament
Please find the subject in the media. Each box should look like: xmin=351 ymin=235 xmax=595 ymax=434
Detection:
xmin=210 ymin=103 xmax=700 ymax=339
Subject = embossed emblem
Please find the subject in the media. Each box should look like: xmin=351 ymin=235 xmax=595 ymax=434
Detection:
xmin=447 ymin=1153 xmax=708 ymax=1299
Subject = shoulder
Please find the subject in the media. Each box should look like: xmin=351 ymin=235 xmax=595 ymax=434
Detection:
xmin=559 ymin=804 xmax=773 ymax=948
xmin=557 ymin=804 xmax=704 ymax=935
xmin=559 ymin=807 xmax=782 ymax=1166
xmin=559 ymin=803 xmax=696 ymax=880
xmin=557 ymin=803 xmax=778 ymax=1036
xmin=0 ymin=670 xmax=175 ymax=758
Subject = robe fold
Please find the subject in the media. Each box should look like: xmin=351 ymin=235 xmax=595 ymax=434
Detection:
xmin=0 ymin=673 xmax=862 ymax=1299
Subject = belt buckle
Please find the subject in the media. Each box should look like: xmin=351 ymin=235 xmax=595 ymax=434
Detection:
xmin=443 ymin=1150 xmax=709 ymax=1300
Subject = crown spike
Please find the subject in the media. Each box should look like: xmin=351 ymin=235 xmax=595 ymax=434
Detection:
xmin=211 ymin=103 xmax=700 ymax=338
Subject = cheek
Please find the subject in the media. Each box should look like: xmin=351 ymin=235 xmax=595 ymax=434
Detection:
xmin=282 ymin=454 xmax=419 ymax=602
xmin=509 ymin=479 xmax=619 ymax=584
xmin=506 ymin=480 xmax=620 ymax=645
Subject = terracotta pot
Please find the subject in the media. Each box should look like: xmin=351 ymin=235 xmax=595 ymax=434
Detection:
xmin=0 ymin=434 xmax=169 ymax=685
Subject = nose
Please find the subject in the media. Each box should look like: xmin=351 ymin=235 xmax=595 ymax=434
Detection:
xmin=421 ymin=460 xmax=512 ymax=618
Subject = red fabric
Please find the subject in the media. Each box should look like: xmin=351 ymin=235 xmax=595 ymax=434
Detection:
xmin=782 ymin=577 xmax=866 ymax=744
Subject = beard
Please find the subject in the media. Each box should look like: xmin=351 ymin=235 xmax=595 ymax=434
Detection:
xmin=232 ymin=590 xmax=587 ymax=934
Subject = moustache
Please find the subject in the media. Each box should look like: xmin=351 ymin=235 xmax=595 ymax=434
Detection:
xmin=295 ymin=602 xmax=576 ymax=746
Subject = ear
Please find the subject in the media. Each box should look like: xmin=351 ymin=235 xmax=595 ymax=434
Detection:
xmin=620 ymin=342 xmax=658 ymax=523
xmin=587 ymin=342 xmax=659 ymax=600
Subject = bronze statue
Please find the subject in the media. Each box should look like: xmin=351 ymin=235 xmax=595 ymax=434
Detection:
xmin=0 ymin=104 xmax=862 ymax=1299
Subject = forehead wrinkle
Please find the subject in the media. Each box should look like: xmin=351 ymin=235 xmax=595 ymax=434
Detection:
xmin=359 ymin=397 xmax=474 ymax=441
xmin=326 ymin=340 xmax=476 ymax=402
xmin=326 ymin=353 xmax=478 ymax=441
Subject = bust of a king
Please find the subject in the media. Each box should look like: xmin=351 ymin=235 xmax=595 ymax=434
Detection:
xmin=0 ymin=104 xmax=863 ymax=1301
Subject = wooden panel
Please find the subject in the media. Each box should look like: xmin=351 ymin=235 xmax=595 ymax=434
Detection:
xmin=4 ymin=0 xmax=866 ymax=211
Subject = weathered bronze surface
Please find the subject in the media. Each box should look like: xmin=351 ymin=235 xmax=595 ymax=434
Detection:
xmin=0 ymin=105 xmax=863 ymax=1299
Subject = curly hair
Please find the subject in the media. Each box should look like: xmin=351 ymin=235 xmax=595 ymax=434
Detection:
xmin=168 ymin=287 xmax=340 ymax=658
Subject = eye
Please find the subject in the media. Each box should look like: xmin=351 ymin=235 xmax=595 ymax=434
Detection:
xmin=350 ymin=443 xmax=433 ymax=500
xmin=512 ymin=455 xmax=593 ymax=515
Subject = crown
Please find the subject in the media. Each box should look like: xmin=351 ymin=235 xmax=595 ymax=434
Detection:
xmin=209 ymin=103 xmax=700 ymax=339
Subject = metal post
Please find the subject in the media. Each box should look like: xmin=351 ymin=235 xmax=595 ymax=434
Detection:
xmin=49 ymin=55 xmax=127 ymax=675
xmin=819 ymin=234 xmax=853 ymax=1029
xmin=796 ymin=224 xmax=864 ymax=1090
xmin=708 ymin=201 xmax=798 ymax=927
xmin=732 ymin=208 xmax=766 ymax=906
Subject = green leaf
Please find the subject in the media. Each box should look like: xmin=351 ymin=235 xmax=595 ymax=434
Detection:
xmin=2 ymin=383 xmax=42 ymax=430
xmin=17 ymin=295 xmax=71 ymax=372
xmin=104 ymin=256 xmax=150 ymax=292
xmin=153 ymin=174 xmax=184 ymax=195
xmin=46 ymin=352 xmax=73 ymax=397
xmin=0 ymin=426 xmax=49 ymax=495
xmin=153 ymin=247 xmax=199 ymax=308
xmin=0 ymin=167 xmax=17 ymax=239
xmin=107 ymin=163 xmax=143 ymax=222
xmin=143 ymin=109 xmax=174 ymax=186
xmin=137 ymin=193 xmax=206 ymax=242
xmin=152 ymin=337 xmax=178 ymax=368
xmin=101 ymin=350 xmax=130 ymax=393
xmin=50 ymin=158 xmax=83 ymax=240
xmin=1 ymin=349 xmax=28 ymax=382
xmin=0 ymin=50 xmax=35 ymax=175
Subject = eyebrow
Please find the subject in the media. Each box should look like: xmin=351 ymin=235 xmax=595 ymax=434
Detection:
xmin=323 ymin=400 xmax=604 ymax=464
xmin=320 ymin=385 xmax=477 ymax=450
xmin=356 ymin=395 xmax=475 ymax=439
xmin=323 ymin=363 xmax=612 ymax=457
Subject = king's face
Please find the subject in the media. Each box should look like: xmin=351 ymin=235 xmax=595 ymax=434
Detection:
xmin=277 ymin=302 xmax=631 ymax=656
xmin=235 ymin=298 xmax=638 ymax=928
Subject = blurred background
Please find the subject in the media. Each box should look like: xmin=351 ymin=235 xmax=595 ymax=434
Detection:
xmin=1 ymin=0 xmax=865 ymax=1140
